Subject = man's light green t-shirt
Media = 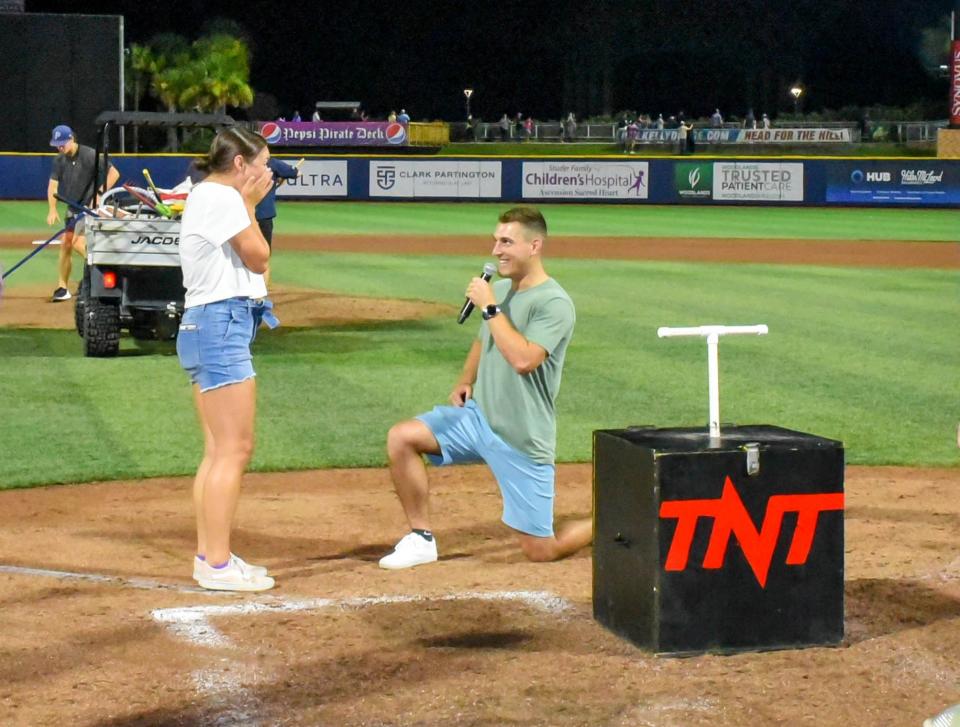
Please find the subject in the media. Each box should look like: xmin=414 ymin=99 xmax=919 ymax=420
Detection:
xmin=473 ymin=277 xmax=575 ymax=464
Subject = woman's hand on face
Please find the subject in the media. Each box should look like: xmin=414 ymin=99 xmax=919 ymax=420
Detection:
xmin=241 ymin=165 xmax=274 ymax=207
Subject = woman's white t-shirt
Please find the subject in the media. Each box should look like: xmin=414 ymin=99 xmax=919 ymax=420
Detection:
xmin=179 ymin=182 xmax=267 ymax=308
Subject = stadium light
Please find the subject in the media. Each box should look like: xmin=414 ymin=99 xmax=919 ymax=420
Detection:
xmin=790 ymin=84 xmax=804 ymax=114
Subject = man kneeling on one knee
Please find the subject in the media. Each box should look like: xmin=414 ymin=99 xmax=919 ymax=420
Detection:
xmin=380 ymin=206 xmax=592 ymax=569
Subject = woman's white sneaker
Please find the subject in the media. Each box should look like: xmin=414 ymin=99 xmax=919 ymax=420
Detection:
xmin=197 ymin=555 xmax=275 ymax=592
xmin=379 ymin=532 xmax=438 ymax=570
xmin=193 ymin=553 xmax=268 ymax=581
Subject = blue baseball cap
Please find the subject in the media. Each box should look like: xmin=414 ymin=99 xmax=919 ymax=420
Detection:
xmin=50 ymin=125 xmax=74 ymax=147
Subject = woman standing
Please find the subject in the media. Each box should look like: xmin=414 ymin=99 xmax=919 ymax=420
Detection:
xmin=177 ymin=127 xmax=277 ymax=592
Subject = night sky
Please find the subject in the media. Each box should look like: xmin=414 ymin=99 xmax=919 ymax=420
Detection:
xmin=21 ymin=0 xmax=958 ymax=122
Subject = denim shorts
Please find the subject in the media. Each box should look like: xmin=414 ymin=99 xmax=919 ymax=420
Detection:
xmin=417 ymin=399 xmax=555 ymax=537
xmin=177 ymin=298 xmax=264 ymax=392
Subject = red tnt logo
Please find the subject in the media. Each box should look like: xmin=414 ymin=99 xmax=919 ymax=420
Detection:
xmin=659 ymin=477 xmax=844 ymax=588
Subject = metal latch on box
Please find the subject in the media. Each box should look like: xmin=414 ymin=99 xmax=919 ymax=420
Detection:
xmin=742 ymin=442 xmax=761 ymax=476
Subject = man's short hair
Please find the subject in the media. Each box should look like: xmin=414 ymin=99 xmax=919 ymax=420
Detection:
xmin=498 ymin=206 xmax=547 ymax=239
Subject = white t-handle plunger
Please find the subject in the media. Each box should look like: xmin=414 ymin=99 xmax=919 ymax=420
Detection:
xmin=657 ymin=324 xmax=768 ymax=443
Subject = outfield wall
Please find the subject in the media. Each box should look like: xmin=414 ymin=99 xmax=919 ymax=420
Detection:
xmin=2 ymin=154 xmax=959 ymax=207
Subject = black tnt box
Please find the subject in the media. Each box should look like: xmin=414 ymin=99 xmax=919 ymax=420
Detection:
xmin=592 ymin=425 xmax=844 ymax=655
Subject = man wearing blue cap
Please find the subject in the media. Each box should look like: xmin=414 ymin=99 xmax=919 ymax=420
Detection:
xmin=46 ymin=124 xmax=119 ymax=302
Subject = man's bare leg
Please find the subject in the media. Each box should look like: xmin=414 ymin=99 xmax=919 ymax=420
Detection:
xmin=515 ymin=518 xmax=593 ymax=562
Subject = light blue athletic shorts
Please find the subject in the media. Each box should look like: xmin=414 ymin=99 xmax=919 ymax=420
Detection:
xmin=176 ymin=298 xmax=260 ymax=392
xmin=416 ymin=399 xmax=555 ymax=537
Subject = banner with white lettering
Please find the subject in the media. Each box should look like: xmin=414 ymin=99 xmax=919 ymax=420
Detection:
xmin=259 ymin=121 xmax=408 ymax=147
xmin=276 ymin=160 xmax=348 ymax=197
xmin=632 ymin=128 xmax=850 ymax=144
xmin=521 ymin=161 xmax=649 ymax=199
xmin=826 ymin=162 xmax=960 ymax=205
xmin=736 ymin=128 xmax=852 ymax=143
xmin=713 ymin=162 xmax=804 ymax=201
xmin=369 ymin=161 xmax=502 ymax=198
xmin=951 ymin=40 xmax=960 ymax=128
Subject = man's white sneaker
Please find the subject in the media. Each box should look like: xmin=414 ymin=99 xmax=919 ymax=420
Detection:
xmin=379 ymin=532 xmax=438 ymax=570
xmin=197 ymin=554 xmax=275 ymax=592
xmin=193 ymin=553 xmax=268 ymax=581
xmin=924 ymin=703 xmax=960 ymax=727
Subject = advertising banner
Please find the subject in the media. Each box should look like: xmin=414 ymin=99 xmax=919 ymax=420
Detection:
xmin=633 ymin=128 xmax=848 ymax=144
xmin=951 ymin=40 xmax=960 ymax=128
xmin=674 ymin=162 xmax=714 ymax=200
xmin=825 ymin=162 xmax=960 ymax=205
xmin=258 ymin=121 xmax=408 ymax=147
xmin=713 ymin=162 xmax=804 ymax=201
xmin=369 ymin=161 xmax=502 ymax=198
xmin=275 ymin=160 xmax=347 ymax=197
xmin=521 ymin=161 xmax=649 ymax=199
xmin=737 ymin=128 xmax=851 ymax=143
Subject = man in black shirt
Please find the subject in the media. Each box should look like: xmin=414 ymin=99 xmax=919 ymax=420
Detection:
xmin=46 ymin=124 xmax=119 ymax=301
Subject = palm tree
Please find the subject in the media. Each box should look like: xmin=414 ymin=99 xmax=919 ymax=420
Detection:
xmin=139 ymin=34 xmax=194 ymax=150
xmin=126 ymin=43 xmax=156 ymax=152
xmin=189 ymin=34 xmax=255 ymax=114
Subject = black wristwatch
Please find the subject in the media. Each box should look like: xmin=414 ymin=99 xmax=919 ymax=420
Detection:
xmin=482 ymin=304 xmax=501 ymax=320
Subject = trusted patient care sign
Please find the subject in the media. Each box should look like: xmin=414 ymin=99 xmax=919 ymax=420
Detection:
xmin=712 ymin=162 xmax=804 ymax=201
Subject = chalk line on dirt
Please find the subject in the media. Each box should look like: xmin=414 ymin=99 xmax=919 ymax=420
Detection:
xmin=0 ymin=563 xmax=210 ymax=594
xmin=152 ymin=590 xmax=572 ymax=649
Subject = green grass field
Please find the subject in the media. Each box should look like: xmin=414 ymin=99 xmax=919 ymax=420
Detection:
xmin=0 ymin=202 xmax=956 ymax=488
xmin=2 ymin=201 xmax=957 ymax=241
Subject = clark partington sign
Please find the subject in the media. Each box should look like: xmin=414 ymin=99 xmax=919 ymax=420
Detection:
xmin=521 ymin=161 xmax=649 ymax=200
xmin=276 ymin=160 xmax=347 ymax=197
xmin=369 ymin=161 xmax=502 ymax=198
xmin=713 ymin=162 xmax=804 ymax=201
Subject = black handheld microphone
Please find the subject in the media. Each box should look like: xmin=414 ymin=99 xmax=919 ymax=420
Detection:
xmin=457 ymin=262 xmax=497 ymax=324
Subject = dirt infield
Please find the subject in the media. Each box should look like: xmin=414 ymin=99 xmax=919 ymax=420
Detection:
xmin=274 ymin=234 xmax=960 ymax=268
xmin=0 ymin=283 xmax=449 ymax=331
xmin=0 ymin=464 xmax=958 ymax=726
xmin=1 ymin=233 xmax=958 ymax=725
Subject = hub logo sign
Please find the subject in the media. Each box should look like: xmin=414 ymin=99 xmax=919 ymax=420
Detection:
xmin=827 ymin=163 xmax=960 ymax=205
xmin=713 ymin=162 xmax=804 ymax=201
xmin=675 ymin=163 xmax=713 ymax=200
xmin=276 ymin=160 xmax=348 ymax=198
xmin=521 ymin=161 xmax=649 ymax=200
xmin=369 ymin=161 xmax=502 ymax=198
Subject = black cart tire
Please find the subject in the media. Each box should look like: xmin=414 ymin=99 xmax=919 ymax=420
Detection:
xmin=83 ymin=301 xmax=121 ymax=357
xmin=74 ymin=267 xmax=90 ymax=337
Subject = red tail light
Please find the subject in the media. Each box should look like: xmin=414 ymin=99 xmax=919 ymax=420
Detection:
xmin=103 ymin=271 xmax=117 ymax=289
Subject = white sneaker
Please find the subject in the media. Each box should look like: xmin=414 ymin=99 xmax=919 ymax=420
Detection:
xmin=197 ymin=554 xmax=275 ymax=592
xmin=924 ymin=704 xmax=960 ymax=727
xmin=193 ymin=553 xmax=268 ymax=581
xmin=379 ymin=532 xmax=438 ymax=570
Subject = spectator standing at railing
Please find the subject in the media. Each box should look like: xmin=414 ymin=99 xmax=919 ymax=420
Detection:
xmin=515 ymin=113 xmax=524 ymax=140
xmin=744 ymin=108 xmax=756 ymax=129
xmin=656 ymin=113 xmax=664 ymax=130
xmin=499 ymin=114 xmax=511 ymax=141
xmin=388 ymin=110 xmax=397 ymax=123
xmin=564 ymin=112 xmax=577 ymax=142
xmin=710 ymin=108 xmax=723 ymax=127
xmin=291 ymin=110 xmax=301 ymax=122
xmin=761 ymin=113 xmax=771 ymax=129
xmin=524 ymin=115 xmax=534 ymax=140
xmin=398 ymin=109 xmax=410 ymax=124
xmin=678 ymin=119 xmax=692 ymax=154
xmin=311 ymin=109 xmax=321 ymax=122
xmin=626 ymin=118 xmax=640 ymax=154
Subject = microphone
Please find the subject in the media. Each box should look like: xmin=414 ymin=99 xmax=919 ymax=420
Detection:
xmin=457 ymin=262 xmax=497 ymax=324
